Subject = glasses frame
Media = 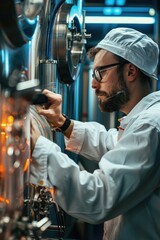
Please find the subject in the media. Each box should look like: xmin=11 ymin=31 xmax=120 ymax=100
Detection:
xmin=92 ymin=61 xmax=129 ymax=83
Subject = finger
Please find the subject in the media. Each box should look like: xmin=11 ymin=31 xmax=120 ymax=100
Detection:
xmin=36 ymin=106 xmax=55 ymax=118
xmin=42 ymin=89 xmax=62 ymax=104
xmin=36 ymin=105 xmax=45 ymax=112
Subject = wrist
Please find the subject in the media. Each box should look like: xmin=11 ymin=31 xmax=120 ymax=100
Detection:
xmin=57 ymin=114 xmax=66 ymax=128
xmin=50 ymin=114 xmax=71 ymax=133
xmin=58 ymin=114 xmax=71 ymax=132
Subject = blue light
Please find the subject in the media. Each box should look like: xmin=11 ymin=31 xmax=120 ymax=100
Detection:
xmin=3 ymin=48 xmax=9 ymax=77
xmin=113 ymin=7 xmax=122 ymax=15
xmin=103 ymin=7 xmax=122 ymax=15
xmin=85 ymin=16 xmax=155 ymax=24
xmin=103 ymin=8 xmax=113 ymax=15
xmin=105 ymin=0 xmax=115 ymax=5
xmin=105 ymin=0 xmax=126 ymax=5
xmin=116 ymin=0 xmax=126 ymax=6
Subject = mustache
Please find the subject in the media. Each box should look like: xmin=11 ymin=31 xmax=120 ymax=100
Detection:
xmin=95 ymin=90 xmax=108 ymax=97
xmin=95 ymin=90 xmax=125 ymax=99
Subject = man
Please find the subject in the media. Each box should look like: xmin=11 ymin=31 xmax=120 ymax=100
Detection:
xmin=31 ymin=28 xmax=160 ymax=239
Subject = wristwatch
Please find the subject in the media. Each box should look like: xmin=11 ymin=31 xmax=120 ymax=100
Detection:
xmin=58 ymin=114 xmax=71 ymax=132
xmin=50 ymin=114 xmax=71 ymax=132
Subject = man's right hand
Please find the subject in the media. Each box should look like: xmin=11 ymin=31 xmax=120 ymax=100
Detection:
xmin=36 ymin=89 xmax=66 ymax=129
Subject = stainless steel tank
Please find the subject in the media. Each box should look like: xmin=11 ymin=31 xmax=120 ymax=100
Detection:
xmin=0 ymin=0 xmax=90 ymax=239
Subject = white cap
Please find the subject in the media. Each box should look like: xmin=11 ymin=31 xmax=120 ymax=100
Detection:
xmin=96 ymin=27 xmax=159 ymax=80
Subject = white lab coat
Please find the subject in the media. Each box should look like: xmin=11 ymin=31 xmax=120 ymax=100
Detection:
xmin=31 ymin=91 xmax=160 ymax=240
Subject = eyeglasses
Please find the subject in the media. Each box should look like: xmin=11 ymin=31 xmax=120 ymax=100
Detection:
xmin=92 ymin=62 xmax=129 ymax=83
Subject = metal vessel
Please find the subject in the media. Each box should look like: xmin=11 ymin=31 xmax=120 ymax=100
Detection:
xmin=0 ymin=0 xmax=89 ymax=239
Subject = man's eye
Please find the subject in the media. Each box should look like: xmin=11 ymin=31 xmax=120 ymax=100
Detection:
xmin=100 ymin=70 xmax=107 ymax=76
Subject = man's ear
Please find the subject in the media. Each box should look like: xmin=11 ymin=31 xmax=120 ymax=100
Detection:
xmin=127 ymin=63 xmax=139 ymax=81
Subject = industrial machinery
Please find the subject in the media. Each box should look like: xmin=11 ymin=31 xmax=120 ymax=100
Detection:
xmin=0 ymin=0 xmax=90 ymax=239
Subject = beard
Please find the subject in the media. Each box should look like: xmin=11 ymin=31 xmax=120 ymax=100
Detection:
xmin=96 ymin=75 xmax=130 ymax=112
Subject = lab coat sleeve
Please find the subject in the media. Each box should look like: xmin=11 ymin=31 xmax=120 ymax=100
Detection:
xmin=65 ymin=120 xmax=118 ymax=162
xmin=31 ymin=119 xmax=160 ymax=224
xmin=31 ymin=136 xmax=112 ymax=223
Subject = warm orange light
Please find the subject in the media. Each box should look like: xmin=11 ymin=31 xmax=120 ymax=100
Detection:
xmin=0 ymin=165 xmax=5 ymax=173
xmin=1 ymin=123 xmax=6 ymax=127
xmin=48 ymin=187 xmax=56 ymax=198
xmin=1 ymin=124 xmax=6 ymax=135
xmin=0 ymin=196 xmax=10 ymax=205
xmin=23 ymin=158 xmax=30 ymax=172
xmin=8 ymin=115 xmax=14 ymax=124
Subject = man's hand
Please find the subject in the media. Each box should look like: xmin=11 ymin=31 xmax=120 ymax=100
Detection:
xmin=36 ymin=89 xmax=66 ymax=129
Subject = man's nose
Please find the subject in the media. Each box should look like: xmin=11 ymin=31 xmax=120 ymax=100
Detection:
xmin=91 ymin=77 xmax=100 ymax=89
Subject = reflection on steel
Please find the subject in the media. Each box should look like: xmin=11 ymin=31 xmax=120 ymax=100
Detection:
xmin=0 ymin=0 xmax=38 ymax=48
xmin=39 ymin=59 xmax=57 ymax=92
xmin=0 ymin=0 xmax=89 ymax=238
xmin=0 ymin=91 xmax=31 ymax=239
xmin=29 ymin=0 xmax=51 ymax=83
xmin=0 ymin=215 xmax=51 ymax=240
xmin=25 ymin=185 xmax=65 ymax=237
xmin=52 ymin=1 xmax=91 ymax=84
xmin=23 ymin=0 xmax=44 ymax=20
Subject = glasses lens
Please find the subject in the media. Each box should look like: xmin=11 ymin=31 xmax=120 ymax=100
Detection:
xmin=93 ymin=62 xmax=128 ymax=83
xmin=95 ymin=69 xmax=101 ymax=82
xmin=92 ymin=70 xmax=101 ymax=82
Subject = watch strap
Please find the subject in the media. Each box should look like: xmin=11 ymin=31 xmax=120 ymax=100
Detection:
xmin=58 ymin=114 xmax=71 ymax=132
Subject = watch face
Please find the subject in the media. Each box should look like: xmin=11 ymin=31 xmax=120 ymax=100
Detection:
xmin=0 ymin=0 xmax=38 ymax=48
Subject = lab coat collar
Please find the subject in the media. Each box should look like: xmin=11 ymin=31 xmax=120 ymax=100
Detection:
xmin=120 ymin=90 xmax=160 ymax=126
